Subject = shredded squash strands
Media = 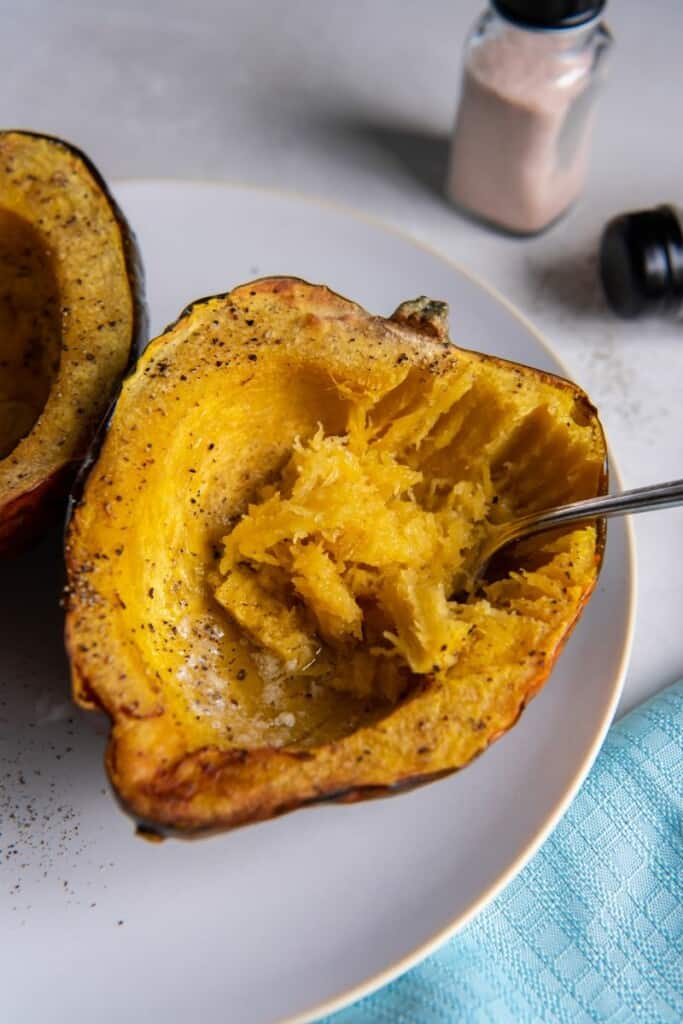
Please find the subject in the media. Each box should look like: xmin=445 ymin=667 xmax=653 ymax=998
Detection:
xmin=213 ymin=363 xmax=600 ymax=711
xmin=214 ymin=424 xmax=484 ymax=700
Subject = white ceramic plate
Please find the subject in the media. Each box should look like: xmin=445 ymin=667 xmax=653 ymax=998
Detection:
xmin=1 ymin=182 xmax=635 ymax=1024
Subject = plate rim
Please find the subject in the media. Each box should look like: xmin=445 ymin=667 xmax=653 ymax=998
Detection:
xmin=114 ymin=178 xmax=638 ymax=1024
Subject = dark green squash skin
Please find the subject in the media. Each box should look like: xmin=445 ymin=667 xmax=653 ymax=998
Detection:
xmin=0 ymin=130 xmax=148 ymax=555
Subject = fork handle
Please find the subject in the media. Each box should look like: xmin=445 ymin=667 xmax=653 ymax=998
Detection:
xmin=488 ymin=478 xmax=683 ymax=557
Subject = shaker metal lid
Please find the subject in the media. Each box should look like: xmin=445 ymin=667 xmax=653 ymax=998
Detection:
xmin=492 ymin=0 xmax=606 ymax=29
xmin=600 ymin=206 xmax=683 ymax=320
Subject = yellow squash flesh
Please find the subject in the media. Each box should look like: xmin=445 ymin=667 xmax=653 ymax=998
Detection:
xmin=65 ymin=278 xmax=606 ymax=834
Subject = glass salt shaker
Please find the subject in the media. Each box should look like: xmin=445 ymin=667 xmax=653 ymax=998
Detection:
xmin=446 ymin=0 xmax=613 ymax=235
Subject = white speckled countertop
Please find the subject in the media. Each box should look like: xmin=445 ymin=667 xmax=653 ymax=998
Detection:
xmin=2 ymin=0 xmax=681 ymax=710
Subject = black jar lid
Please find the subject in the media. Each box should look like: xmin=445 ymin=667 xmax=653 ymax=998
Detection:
xmin=600 ymin=206 xmax=683 ymax=319
xmin=492 ymin=1 xmax=606 ymax=29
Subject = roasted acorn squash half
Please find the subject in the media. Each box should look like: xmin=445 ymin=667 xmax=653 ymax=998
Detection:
xmin=0 ymin=130 xmax=145 ymax=552
xmin=65 ymin=278 xmax=606 ymax=834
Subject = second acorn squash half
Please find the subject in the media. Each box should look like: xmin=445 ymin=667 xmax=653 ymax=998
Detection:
xmin=65 ymin=278 xmax=606 ymax=834
xmin=0 ymin=130 xmax=145 ymax=552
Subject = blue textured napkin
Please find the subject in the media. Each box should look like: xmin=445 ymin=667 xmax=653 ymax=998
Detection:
xmin=321 ymin=680 xmax=683 ymax=1024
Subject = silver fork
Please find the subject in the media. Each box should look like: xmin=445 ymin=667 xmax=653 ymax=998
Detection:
xmin=476 ymin=478 xmax=683 ymax=576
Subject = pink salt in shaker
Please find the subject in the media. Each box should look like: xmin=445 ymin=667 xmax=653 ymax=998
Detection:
xmin=446 ymin=1 xmax=613 ymax=235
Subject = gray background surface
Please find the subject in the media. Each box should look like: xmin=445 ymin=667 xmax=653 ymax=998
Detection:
xmin=3 ymin=0 xmax=682 ymax=710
